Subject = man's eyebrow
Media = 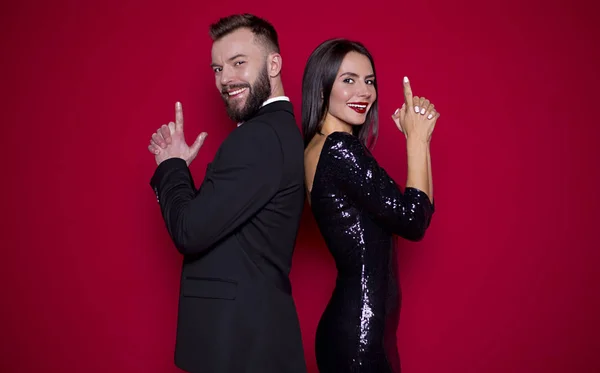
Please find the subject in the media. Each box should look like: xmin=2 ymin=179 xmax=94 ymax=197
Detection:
xmin=211 ymin=54 xmax=248 ymax=68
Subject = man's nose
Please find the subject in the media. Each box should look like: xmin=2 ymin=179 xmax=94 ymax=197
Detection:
xmin=220 ymin=65 xmax=234 ymax=87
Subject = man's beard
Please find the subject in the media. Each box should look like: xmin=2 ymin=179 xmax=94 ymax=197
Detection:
xmin=222 ymin=66 xmax=271 ymax=123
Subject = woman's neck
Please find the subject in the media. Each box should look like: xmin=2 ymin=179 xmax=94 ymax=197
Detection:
xmin=319 ymin=112 xmax=352 ymax=136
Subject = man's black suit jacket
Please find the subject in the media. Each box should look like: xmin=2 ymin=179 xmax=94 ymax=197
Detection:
xmin=150 ymin=101 xmax=307 ymax=373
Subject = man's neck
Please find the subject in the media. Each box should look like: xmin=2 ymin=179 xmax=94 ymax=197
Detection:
xmin=270 ymin=80 xmax=285 ymax=98
xmin=262 ymin=83 xmax=286 ymax=107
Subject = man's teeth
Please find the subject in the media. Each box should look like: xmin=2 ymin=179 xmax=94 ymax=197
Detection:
xmin=228 ymin=88 xmax=247 ymax=96
xmin=347 ymin=103 xmax=367 ymax=109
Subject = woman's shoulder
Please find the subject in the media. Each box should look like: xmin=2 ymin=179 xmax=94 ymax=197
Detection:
xmin=322 ymin=131 xmax=366 ymax=158
xmin=325 ymin=131 xmax=358 ymax=143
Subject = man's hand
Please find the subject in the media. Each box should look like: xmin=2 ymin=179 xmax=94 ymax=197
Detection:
xmin=148 ymin=102 xmax=208 ymax=166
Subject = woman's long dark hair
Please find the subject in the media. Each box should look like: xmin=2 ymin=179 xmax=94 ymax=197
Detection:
xmin=301 ymin=38 xmax=379 ymax=149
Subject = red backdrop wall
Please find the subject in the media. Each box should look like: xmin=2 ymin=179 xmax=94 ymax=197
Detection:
xmin=2 ymin=0 xmax=599 ymax=372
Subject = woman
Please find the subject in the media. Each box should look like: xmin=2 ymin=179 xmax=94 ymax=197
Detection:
xmin=302 ymin=38 xmax=439 ymax=373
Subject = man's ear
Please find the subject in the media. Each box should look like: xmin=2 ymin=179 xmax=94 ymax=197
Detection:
xmin=268 ymin=53 xmax=282 ymax=77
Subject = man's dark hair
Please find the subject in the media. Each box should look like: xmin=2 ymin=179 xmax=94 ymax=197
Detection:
xmin=209 ymin=13 xmax=280 ymax=54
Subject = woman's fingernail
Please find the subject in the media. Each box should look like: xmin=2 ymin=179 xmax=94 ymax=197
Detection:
xmin=427 ymin=114 xmax=433 ymax=119
xmin=394 ymin=108 xmax=399 ymax=115
xmin=414 ymin=106 xmax=420 ymax=113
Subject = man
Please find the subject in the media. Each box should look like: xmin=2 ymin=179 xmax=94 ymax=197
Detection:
xmin=147 ymin=13 xmax=307 ymax=373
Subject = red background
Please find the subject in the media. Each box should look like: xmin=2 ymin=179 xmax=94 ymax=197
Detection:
xmin=2 ymin=0 xmax=599 ymax=372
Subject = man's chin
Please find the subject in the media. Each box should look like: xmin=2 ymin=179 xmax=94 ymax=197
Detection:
xmin=225 ymin=106 xmax=247 ymax=123
xmin=226 ymin=96 xmax=247 ymax=110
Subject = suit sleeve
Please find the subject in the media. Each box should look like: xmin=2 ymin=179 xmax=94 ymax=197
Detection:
xmin=326 ymin=132 xmax=435 ymax=241
xmin=149 ymin=122 xmax=283 ymax=255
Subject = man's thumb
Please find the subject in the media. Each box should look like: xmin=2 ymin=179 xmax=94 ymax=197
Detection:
xmin=190 ymin=132 xmax=208 ymax=155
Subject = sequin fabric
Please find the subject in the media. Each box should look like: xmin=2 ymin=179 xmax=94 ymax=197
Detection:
xmin=310 ymin=132 xmax=435 ymax=373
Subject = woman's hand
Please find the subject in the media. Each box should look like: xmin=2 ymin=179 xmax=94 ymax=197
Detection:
xmin=392 ymin=76 xmax=440 ymax=144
